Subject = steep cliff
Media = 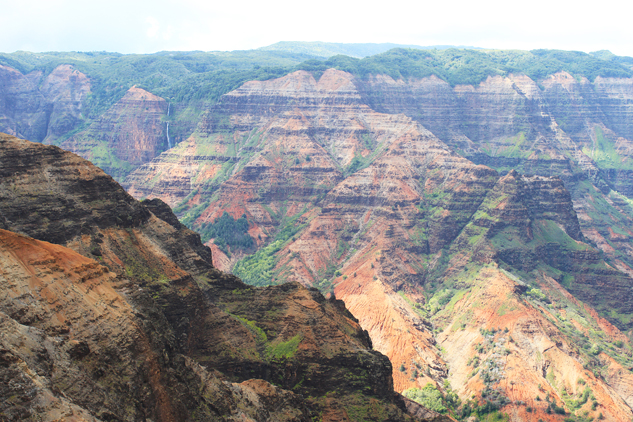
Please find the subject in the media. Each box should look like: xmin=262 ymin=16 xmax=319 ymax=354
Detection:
xmin=61 ymin=86 xmax=169 ymax=180
xmin=0 ymin=64 xmax=50 ymax=142
xmin=0 ymin=64 xmax=90 ymax=144
xmin=356 ymin=70 xmax=633 ymax=297
xmin=0 ymin=133 xmax=436 ymax=421
xmin=6 ymin=47 xmax=633 ymax=421
xmin=39 ymin=64 xmax=91 ymax=144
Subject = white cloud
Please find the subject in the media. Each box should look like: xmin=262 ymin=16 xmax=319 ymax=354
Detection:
xmin=146 ymin=17 xmax=160 ymax=38
xmin=0 ymin=0 xmax=632 ymax=56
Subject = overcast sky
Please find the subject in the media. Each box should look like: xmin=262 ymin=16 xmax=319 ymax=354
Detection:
xmin=2 ymin=0 xmax=632 ymax=56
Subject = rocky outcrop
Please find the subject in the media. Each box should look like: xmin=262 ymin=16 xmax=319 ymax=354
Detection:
xmin=355 ymin=72 xmax=633 ymax=181
xmin=39 ymin=64 xmax=91 ymax=144
xmin=0 ymin=65 xmax=50 ymax=142
xmin=125 ymin=69 xmax=372 ymax=208
xmin=354 ymin=70 xmax=633 ymax=278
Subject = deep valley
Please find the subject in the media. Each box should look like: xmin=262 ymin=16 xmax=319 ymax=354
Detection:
xmin=3 ymin=44 xmax=633 ymax=421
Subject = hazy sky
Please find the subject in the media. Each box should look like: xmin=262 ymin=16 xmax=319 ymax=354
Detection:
xmin=2 ymin=0 xmax=632 ymax=56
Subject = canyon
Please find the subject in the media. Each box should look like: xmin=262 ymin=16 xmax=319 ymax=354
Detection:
xmin=124 ymin=67 xmax=633 ymax=421
xmin=3 ymin=46 xmax=633 ymax=420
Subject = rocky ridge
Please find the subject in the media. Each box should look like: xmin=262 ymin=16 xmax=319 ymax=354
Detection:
xmin=356 ymin=71 xmax=633 ymax=278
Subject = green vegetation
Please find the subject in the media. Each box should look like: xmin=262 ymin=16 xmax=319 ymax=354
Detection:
xmin=403 ymin=380 xmax=512 ymax=421
xmin=229 ymin=313 xmax=303 ymax=361
xmin=0 ymin=50 xmax=316 ymax=124
xmin=88 ymin=139 xmax=135 ymax=179
xmin=266 ymin=334 xmax=302 ymax=359
xmin=526 ymin=288 xmax=549 ymax=302
xmin=233 ymin=207 xmax=310 ymax=286
xmin=582 ymin=126 xmax=633 ymax=170
xmin=230 ymin=313 xmax=268 ymax=345
xmin=402 ymin=383 xmax=447 ymax=413
xmin=480 ymin=132 xmax=532 ymax=159
xmin=491 ymin=219 xmax=589 ymax=253
xmin=199 ymin=211 xmax=254 ymax=255
xmin=562 ymin=386 xmax=592 ymax=412
xmin=298 ymin=48 xmax=633 ymax=87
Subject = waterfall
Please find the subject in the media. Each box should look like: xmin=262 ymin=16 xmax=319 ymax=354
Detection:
xmin=166 ymin=103 xmax=172 ymax=149
xmin=166 ymin=122 xmax=171 ymax=149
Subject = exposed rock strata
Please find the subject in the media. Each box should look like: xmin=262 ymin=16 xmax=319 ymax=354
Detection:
xmin=125 ymin=70 xmax=633 ymax=421
xmin=62 ymin=86 xmax=168 ymax=180
xmin=356 ymin=71 xmax=633 ymax=278
xmin=0 ymin=133 xmax=433 ymax=421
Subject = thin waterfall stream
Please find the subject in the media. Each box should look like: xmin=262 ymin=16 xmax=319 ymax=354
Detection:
xmin=166 ymin=103 xmax=172 ymax=149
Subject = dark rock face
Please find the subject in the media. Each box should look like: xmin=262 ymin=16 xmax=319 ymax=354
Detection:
xmin=0 ymin=133 xmax=150 ymax=244
xmin=0 ymin=65 xmax=50 ymax=143
xmin=458 ymin=171 xmax=633 ymax=319
xmin=38 ymin=64 xmax=92 ymax=144
xmin=355 ymin=73 xmax=633 ymax=166
xmin=0 ymin=133 xmax=424 ymax=421
xmin=357 ymin=74 xmax=552 ymax=147
xmin=0 ymin=64 xmax=91 ymax=145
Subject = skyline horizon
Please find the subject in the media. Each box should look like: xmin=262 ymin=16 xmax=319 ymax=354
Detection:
xmin=0 ymin=41 xmax=627 ymax=58
xmin=3 ymin=0 xmax=632 ymax=57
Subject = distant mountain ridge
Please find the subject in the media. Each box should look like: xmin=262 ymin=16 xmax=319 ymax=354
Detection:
xmin=258 ymin=41 xmax=483 ymax=58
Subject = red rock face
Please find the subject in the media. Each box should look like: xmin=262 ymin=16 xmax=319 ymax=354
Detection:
xmin=125 ymin=69 xmax=633 ymax=420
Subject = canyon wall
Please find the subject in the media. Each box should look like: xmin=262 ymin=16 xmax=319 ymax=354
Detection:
xmin=125 ymin=69 xmax=633 ymax=421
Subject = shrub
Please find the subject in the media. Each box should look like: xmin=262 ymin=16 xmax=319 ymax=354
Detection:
xmin=201 ymin=211 xmax=254 ymax=250
xmin=590 ymin=344 xmax=603 ymax=356
xmin=402 ymin=384 xmax=447 ymax=413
